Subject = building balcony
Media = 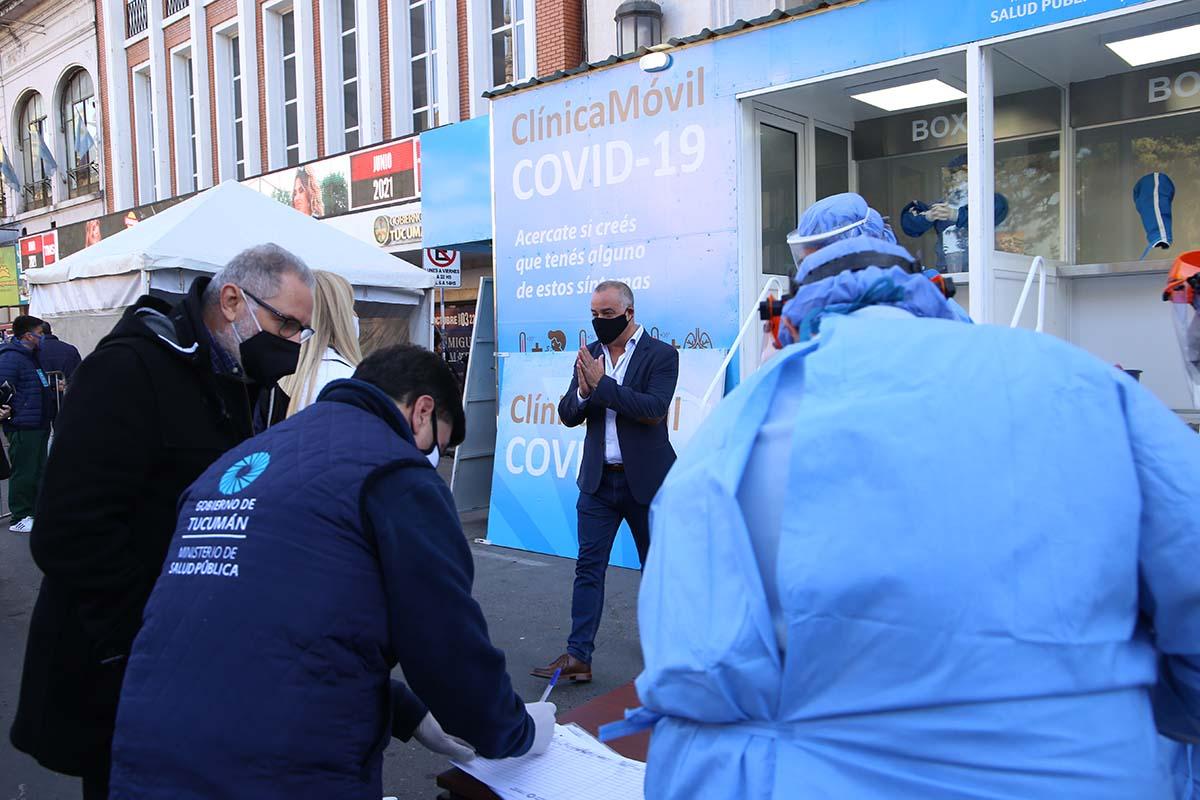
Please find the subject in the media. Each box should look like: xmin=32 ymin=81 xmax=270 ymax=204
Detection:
xmin=126 ymin=0 xmax=148 ymax=37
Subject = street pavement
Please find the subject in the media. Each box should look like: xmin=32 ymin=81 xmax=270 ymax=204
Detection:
xmin=0 ymin=503 xmax=645 ymax=799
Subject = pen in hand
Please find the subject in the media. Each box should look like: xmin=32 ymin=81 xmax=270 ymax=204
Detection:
xmin=538 ymin=668 xmax=561 ymax=703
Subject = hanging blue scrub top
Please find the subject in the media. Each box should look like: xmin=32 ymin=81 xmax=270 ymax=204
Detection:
xmin=637 ymin=312 xmax=1200 ymax=799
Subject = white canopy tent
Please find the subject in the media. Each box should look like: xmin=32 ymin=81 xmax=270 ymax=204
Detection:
xmin=28 ymin=181 xmax=435 ymax=354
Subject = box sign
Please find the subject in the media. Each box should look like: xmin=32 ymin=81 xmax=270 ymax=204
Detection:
xmin=853 ymin=87 xmax=1061 ymax=160
xmin=1071 ymin=58 xmax=1200 ymax=128
xmin=423 ymin=248 xmax=461 ymax=288
xmin=350 ymin=139 xmax=420 ymax=210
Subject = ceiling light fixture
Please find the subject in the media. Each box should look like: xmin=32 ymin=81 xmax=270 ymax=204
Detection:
xmin=1105 ymin=21 xmax=1200 ymax=67
xmin=850 ymin=78 xmax=967 ymax=112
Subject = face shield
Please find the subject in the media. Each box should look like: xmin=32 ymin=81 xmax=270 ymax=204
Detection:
xmin=1163 ymin=252 xmax=1200 ymax=407
xmin=787 ymin=213 xmax=871 ymax=276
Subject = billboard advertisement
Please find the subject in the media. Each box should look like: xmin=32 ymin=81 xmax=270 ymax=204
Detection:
xmin=47 ymin=135 xmax=425 ymax=264
xmin=0 ymin=245 xmax=20 ymax=308
xmin=242 ymin=136 xmax=420 ymax=219
xmin=56 ymin=197 xmax=188 ymax=260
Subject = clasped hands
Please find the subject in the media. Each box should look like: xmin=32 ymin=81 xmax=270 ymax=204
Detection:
xmin=575 ymin=346 xmax=606 ymax=399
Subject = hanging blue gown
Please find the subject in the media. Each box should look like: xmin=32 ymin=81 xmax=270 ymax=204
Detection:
xmin=636 ymin=310 xmax=1200 ymax=798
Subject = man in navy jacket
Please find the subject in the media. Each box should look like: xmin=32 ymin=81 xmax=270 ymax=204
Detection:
xmin=37 ymin=322 xmax=82 ymax=423
xmin=0 ymin=315 xmax=51 ymax=533
xmin=533 ymin=281 xmax=680 ymax=684
xmin=109 ymin=345 xmax=554 ymax=799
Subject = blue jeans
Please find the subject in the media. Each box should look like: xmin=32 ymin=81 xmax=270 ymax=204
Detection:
xmin=567 ymin=469 xmax=651 ymax=664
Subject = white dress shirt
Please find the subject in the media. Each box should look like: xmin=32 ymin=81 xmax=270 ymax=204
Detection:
xmin=578 ymin=325 xmax=644 ymax=465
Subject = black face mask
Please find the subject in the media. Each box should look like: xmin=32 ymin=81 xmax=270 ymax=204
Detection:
xmin=592 ymin=313 xmax=630 ymax=345
xmin=232 ymin=289 xmax=301 ymax=385
xmin=238 ymin=332 xmax=301 ymax=386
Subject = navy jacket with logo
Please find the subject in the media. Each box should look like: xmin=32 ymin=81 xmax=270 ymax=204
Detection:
xmin=108 ymin=379 xmax=534 ymax=799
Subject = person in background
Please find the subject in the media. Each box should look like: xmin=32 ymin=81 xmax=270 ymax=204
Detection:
xmin=278 ymin=270 xmax=362 ymax=417
xmin=39 ymin=322 xmax=83 ymax=422
xmin=10 ymin=244 xmax=314 ymax=800
xmin=0 ymin=315 xmax=51 ymax=534
xmin=532 ymin=281 xmax=679 ymax=685
xmin=109 ymin=345 xmax=555 ymax=798
xmin=901 ymin=154 xmax=1009 ymax=272
xmin=617 ymin=198 xmax=1200 ymax=798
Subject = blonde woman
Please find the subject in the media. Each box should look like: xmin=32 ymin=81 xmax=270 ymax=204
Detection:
xmin=277 ymin=270 xmax=362 ymax=417
xmin=291 ymin=166 xmax=325 ymax=217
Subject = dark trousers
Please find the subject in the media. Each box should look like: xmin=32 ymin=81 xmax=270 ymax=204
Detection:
xmin=8 ymin=429 xmax=48 ymax=521
xmin=567 ymin=469 xmax=650 ymax=664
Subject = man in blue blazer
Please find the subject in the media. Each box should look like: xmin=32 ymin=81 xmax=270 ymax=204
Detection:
xmin=533 ymin=281 xmax=679 ymax=684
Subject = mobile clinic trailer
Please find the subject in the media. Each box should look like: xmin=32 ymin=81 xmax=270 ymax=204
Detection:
xmin=481 ymin=0 xmax=1200 ymax=562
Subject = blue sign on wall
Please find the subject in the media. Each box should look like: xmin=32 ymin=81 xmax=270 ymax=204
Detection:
xmin=420 ymin=116 xmax=493 ymax=249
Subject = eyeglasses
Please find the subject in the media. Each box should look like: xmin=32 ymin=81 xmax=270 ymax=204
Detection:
xmin=242 ymin=288 xmax=315 ymax=342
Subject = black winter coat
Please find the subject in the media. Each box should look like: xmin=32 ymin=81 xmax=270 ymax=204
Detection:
xmin=10 ymin=278 xmax=257 ymax=777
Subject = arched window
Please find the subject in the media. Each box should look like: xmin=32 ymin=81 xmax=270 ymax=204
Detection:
xmin=17 ymin=92 xmax=49 ymax=210
xmin=61 ymin=69 xmax=98 ymax=198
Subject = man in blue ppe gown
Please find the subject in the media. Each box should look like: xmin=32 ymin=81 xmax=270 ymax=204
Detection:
xmin=759 ymin=193 xmax=968 ymax=366
xmin=619 ymin=193 xmax=1200 ymax=798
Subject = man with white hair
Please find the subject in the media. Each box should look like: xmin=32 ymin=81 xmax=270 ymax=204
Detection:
xmin=11 ymin=244 xmax=315 ymax=799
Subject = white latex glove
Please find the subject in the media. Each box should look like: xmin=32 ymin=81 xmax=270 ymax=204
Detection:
xmin=413 ymin=712 xmax=476 ymax=762
xmin=926 ymin=203 xmax=956 ymax=222
xmin=524 ymin=701 xmax=558 ymax=756
xmin=759 ymin=322 xmax=781 ymax=367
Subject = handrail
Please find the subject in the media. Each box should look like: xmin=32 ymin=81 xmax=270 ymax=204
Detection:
xmin=1009 ymin=255 xmax=1046 ymax=333
xmin=700 ymin=276 xmax=787 ymax=410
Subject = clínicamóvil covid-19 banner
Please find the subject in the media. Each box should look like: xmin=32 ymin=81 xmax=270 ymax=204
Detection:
xmin=486 ymin=42 xmax=736 ymax=567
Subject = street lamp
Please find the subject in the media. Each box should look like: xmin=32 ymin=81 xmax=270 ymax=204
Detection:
xmin=615 ymin=0 xmax=663 ymax=55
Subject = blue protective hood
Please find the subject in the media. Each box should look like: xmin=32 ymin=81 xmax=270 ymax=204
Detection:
xmin=788 ymin=192 xmax=895 ymax=253
xmin=779 ymin=237 xmax=960 ymax=345
xmin=1134 ymin=172 xmax=1174 ymax=259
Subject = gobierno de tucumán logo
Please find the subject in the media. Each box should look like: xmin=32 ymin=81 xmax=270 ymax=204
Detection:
xmin=219 ymin=452 xmax=271 ymax=495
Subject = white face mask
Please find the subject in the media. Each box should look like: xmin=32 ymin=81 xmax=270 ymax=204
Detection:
xmin=425 ymin=447 xmax=440 ymax=469
xmin=352 ymin=316 xmax=361 ymax=337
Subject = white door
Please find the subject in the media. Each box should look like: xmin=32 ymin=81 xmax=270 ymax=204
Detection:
xmin=756 ymin=108 xmax=806 ymax=288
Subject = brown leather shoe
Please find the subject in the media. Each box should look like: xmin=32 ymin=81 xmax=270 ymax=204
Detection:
xmin=531 ymin=653 xmax=592 ymax=683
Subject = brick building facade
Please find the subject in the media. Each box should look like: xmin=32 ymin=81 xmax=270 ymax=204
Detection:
xmin=96 ymin=0 xmax=585 ymax=213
